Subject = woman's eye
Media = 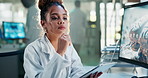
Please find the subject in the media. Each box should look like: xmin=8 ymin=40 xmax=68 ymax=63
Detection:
xmin=51 ymin=17 xmax=58 ymax=20
xmin=63 ymin=17 xmax=67 ymax=20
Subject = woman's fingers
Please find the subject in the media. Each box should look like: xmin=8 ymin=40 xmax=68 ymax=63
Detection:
xmin=97 ymin=72 xmax=103 ymax=77
xmin=94 ymin=72 xmax=99 ymax=78
xmin=89 ymin=72 xmax=103 ymax=78
xmin=90 ymin=73 xmax=93 ymax=78
xmin=57 ymin=34 xmax=71 ymax=56
xmin=61 ymin=34 xmax=71 ymax=46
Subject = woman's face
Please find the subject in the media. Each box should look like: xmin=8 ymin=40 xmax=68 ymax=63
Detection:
xmin=42 ymin=5 xmax=69 ymax=36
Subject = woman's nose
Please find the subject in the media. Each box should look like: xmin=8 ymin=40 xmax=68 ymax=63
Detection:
xmin=58 ymin=19 xmax=64 ymax=24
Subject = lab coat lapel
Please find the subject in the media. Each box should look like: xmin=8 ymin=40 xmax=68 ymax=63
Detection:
xmin=39 ymin=35 xmax=56 ymax=60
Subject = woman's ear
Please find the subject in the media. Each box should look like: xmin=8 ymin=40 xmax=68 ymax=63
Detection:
xmin=41 ymin=20 xmax=47 ymax=29
xmin=40 ymin=20 xmax=47 ymax=33
xmin=41 ymin=20 xmax=45 ymax=26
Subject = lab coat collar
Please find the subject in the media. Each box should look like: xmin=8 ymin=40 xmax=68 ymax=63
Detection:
xmin=39 ymin=34 xmax=56 ymax=57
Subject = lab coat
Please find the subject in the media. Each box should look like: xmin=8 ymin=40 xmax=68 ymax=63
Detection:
xmin=26 ymin=5 xmax=42 ymax=44
xmin=24 ymin=35 xmax=84 ymax=78
xmin=70 ymin=8 xmax=87 ymax=44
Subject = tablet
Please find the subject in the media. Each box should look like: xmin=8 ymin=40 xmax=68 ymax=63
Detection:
xmin=80 ymin=63 xmax=116 ymax=78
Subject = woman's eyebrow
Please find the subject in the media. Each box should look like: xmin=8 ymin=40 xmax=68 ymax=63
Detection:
xmin=63 ymin=13 xmax=67 ymax=16
xmin=51 ymin=13 xmax=67 ymax=16
xmin=51 ymin=13 xmax=58 ymax=15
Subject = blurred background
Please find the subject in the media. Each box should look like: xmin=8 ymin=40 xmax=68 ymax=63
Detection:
xmin=0 ymin=0 xmax=141 ymax=78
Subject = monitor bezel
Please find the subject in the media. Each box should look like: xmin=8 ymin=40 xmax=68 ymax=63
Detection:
xmin=118 ymin=1 xmax=148 ymax=69
xmin=2 ymin=21 xmax=26 ymax=39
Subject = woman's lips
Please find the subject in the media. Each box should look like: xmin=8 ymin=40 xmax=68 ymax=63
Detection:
xmin=58 ymin=26 xmax=66 ymax=30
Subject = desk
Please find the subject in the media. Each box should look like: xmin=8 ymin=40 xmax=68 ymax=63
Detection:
xmin=99 ymin=73 xmax=133 ymax=78
xmin=100 ymin=46 xmax=148 ymax=78
xmin=0 ymin=49 xmax=24 ymax=57
xmin=0 ymin=48 xmax=25 ymax=78
xmin=98 ymin=62 xmax=148 ymax=78
xmin=83 ymin=65 xmax=136 ymax=78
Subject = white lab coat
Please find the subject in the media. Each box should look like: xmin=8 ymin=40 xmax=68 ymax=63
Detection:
xmin=24 ymin=35 xmax=84 ymax=78
xmin=26 ymin=5 xmax=42 ymax=44
xmin=70 ymin=8 xmax=87 ymax=44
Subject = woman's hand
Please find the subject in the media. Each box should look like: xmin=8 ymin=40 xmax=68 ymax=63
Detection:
xmin=87 ymin=72 xmax=103 ymax=78
xmin=57 ymin=34 xmax=71 ymax=56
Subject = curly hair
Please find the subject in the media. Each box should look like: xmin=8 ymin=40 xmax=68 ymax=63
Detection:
xmin=38 ymin=0 xmax=65 ymax=20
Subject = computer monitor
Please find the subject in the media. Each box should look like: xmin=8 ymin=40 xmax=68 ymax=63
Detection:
xmin=0 ymin=29 xmax=3 ymax=39
xmin=119 ymin=1 xmax=148 ymax=69
xmin=2 ymin=21 xmax=25 ymax=39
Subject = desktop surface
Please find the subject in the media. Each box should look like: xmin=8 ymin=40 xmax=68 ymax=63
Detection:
xmin=99 ymin=73 xmax=133 ymax=78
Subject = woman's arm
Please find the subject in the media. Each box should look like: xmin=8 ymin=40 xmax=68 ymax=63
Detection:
xmin=24 ymin=44 xmax=71 ymax=78
xmin=70 ymin=45 xmax=84 ymax=78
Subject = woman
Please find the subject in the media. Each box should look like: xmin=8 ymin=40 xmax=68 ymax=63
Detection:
xmin=24 ymin=0 xmax=100 ymax=78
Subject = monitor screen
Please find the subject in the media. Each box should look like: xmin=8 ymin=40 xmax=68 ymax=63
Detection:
xmin=0 ymin=29 xmax=3 ymax=39
xmin=119 ymin=1 xmax=148 ymax=68
xmin=2 ymin=21 xmax=25 ymax=39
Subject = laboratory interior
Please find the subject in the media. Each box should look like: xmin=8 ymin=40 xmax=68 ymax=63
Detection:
xmin=0 ymin=0 xmax=148 ymax=78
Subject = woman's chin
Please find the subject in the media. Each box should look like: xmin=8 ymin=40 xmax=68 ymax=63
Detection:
xmin=58 ymin=30 xmax=66 ymax=33
xmin=55 ymin=31 xmax=65 ymax=35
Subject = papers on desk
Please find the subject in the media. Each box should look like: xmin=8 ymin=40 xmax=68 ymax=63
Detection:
xmin=80 ymin=63 xmax=116 ymax=78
